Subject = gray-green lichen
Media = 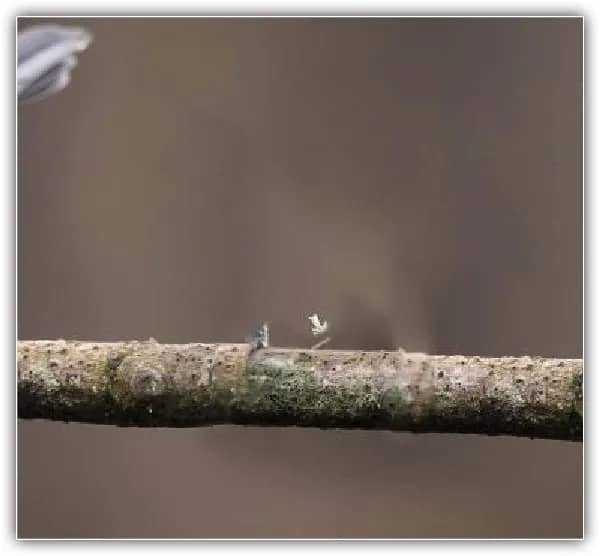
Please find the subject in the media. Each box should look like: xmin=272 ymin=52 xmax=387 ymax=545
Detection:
xmin=17 ymin=341 xmax=583 ymax=441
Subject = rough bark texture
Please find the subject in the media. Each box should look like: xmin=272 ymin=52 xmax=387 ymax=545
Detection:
xmin=17 ymin=340 xmax=583 ymax=441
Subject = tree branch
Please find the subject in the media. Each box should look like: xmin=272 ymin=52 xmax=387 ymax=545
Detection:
xmin=17 ymin=340 xmax=583 ymax=441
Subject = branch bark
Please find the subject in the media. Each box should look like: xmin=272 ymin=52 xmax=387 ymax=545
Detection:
xmin=17 ymin=340 xmax=583 ymax=441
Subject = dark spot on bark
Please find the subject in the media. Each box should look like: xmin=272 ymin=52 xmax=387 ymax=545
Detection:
xmin=107 ymin=353 xmax=126 ymax=377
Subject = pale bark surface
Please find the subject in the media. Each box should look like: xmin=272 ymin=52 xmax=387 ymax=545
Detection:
xmin=17 ymin=340 xmax=583 ymax=441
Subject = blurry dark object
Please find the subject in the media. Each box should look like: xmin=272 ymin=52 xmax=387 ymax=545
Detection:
xmin=17 ymin=24 xmax=92 ymax=103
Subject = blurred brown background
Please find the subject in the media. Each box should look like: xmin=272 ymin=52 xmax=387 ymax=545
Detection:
xmin=17 ymin=17 xmax=582 ymax=538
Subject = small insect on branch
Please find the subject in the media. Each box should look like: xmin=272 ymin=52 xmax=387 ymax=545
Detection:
xmin=308 ymin=313 xmax=331 ymax=349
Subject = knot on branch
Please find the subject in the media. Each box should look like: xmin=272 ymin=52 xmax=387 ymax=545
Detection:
xmin=117 ymin=355 xmax=166 ymax=397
